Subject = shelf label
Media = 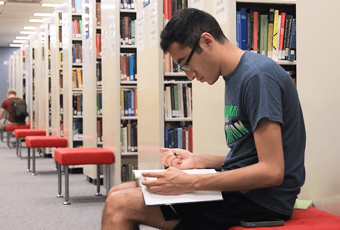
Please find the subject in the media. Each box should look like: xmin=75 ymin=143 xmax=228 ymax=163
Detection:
xmin=137 ymin=11 xmax=145 ymax=53
xmin=213 ymin=0 xmax=228 ymax=26
xmin=149 ymin=2 xmax=158 ymax=48
xmin=143 ymin=0 xmax=152 ymax=8
xmin=110 ymin=21 xmax=116 ymax=58
xmin=189 ymin=0 xmax=204 ymax=10
xmin=55 ymin=6 xmax=67 ymax=13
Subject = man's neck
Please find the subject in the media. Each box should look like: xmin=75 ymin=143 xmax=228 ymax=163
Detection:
xmin=219 ymin=42 xmax=245 ymax=77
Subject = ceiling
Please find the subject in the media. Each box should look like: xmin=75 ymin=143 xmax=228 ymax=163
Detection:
xmin=0 ymin=0 xmax=64 ymax=47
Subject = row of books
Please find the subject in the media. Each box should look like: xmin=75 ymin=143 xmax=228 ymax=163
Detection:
xmin=73 ymin=95 xmax=83 ymax=116
xmin=73 ymin=118 xmax=83 ymax=140
xmin=120 ymin=16 xmax=136 ymax=46
xmin=120 ymin=53 xmax=137 ymax=81
xmin=72 ymin=43 xmax=82 ymax=63
xmin=237 ymin=8 xmax=296 ymax=61
xmin=164 ymin=83 xmax=192 ymax=119
xmin=164 ymin=54 xmax=182 ymax=74
xmin=96 ymin=61 xmax=102 ymax=86
xmin=97 ymin=92 xmax=102 ymax=115
xmin=120 ymin=0 xmax=136 ymax=10
xmin=96 ymin=3 xmax=101 ymax=27
xmin=97 ymin=118 xmax=102 ymax=142
xmin=59 ymin=50 xmax=62 ymax=69
xmin=120 ymin=88 xmax=138 ymax=117
xmin=96 ymin=34 xmax=101 ymax=57
xmin=72 ymin=19 xmax=82 ymax=39
xmin=121 ymin=164 xmax=138 ymax=183
xmin=163 ymin=0 xmax=188 ymax=26
xmin=164 ymin=125 xmax=193 ymax=152
xmin=71 ymin=0 xmax=82 ymax=14
xmin=72 ymin=68 xmax=82 ymax=88
xmin=121 ymin=120 xmax=138 ymax=153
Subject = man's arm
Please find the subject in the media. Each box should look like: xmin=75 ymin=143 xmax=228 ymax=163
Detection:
xmin=143 ymin=118 xmax=284 ymax=195
xmin=0 ymin=108 xmax=5 ymax=120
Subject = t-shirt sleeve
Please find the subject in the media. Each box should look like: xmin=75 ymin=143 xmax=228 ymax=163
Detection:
xmin=243 ymin=74 xmax=283 ymax=132
xmin=1 ymin=100 xmax=6 ymax=109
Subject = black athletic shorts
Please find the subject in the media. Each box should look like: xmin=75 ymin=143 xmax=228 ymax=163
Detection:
xmin=160 ymin=191 xmax=291 ymax=230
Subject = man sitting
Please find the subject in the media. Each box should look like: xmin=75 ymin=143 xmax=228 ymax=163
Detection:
xmin=0 ymin=89 xmax=26 ymax=131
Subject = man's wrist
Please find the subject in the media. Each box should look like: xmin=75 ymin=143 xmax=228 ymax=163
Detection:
xmin=193 ymin=155 xmax=206 ymax=169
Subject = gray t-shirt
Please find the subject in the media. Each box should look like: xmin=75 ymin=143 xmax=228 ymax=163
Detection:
xmin=222 ymin=51 xmax=306 ymax=216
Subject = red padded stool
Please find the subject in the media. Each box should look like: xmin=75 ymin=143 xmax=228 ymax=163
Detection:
xmin=25 ymin=136 xmax=67 ymax=176
xmin=5 ymin=124 xmax=30 ymax=149
xmin=230 ymin=207 xmax=340 ymax=230
xmin=14 ymin=129 xmax=46 ymax=159
xmin=54 ymin=147 xmax=114 ymax=205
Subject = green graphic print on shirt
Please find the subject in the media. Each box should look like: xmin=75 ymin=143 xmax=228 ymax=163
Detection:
xmin=225 ymin=105 xmax=250 ymax=145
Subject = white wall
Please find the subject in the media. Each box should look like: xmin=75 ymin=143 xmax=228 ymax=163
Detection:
xmin=297 ymin=0 xmax=340 ymax=215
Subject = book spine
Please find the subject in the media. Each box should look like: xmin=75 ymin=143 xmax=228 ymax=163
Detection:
xmin=278 ymin=12 xmax=286 ymax=60
xmin=260 ymin=14 xmax=268 ymax=56
xmin=252 ymin=11 xmax=258 ymax=53
xmin=272 ymin=10 xmax=279 ymax=60
xmin=240 ymin=8 xmax=247 ymax=50
xmin=267 ymin=9 xmax=274 ymax=58
xmin=287 ymin=19 xmax=296 ymax=61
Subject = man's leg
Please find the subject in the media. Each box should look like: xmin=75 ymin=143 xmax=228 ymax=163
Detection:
xmin=102 ymin=182 xmax=180 ymax=230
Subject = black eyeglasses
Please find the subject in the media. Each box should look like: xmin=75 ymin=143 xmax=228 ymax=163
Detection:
xmin=179 ymin=38 xmax=200 ymax=72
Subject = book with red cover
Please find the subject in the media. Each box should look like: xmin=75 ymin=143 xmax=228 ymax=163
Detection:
xmin=252 ymin=11 xmax=258 ymax=53
xmin=278 ymin=12 xmax=286 ymax=60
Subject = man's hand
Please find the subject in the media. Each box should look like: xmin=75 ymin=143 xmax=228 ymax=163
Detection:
xmin=141 ymin=167 xmax=195 ymax=195
xmin=160 ymin=148 xmax=197 ymax=169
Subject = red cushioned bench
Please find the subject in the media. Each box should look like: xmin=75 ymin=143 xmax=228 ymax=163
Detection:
xmin=25 ymin=136 xmax=67 ymax=175
xmin=5 ymin=124 xmax=30 ymax=149
xmin=229 ymin=207 xmax=340 ymax=230
xmin=54 ymin=147 xmax=114 ymax=205
xmin=14 ymin=129 xmax=46 ymax=160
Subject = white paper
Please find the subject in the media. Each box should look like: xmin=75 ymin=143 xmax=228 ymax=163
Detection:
xmin=213 ymin=0 xmax=228 ymax=25
xmin=133 ymin=169 xmax=223 ymax=206
xmin=149 ymin=2 xmax=158 ymax=48
xmin=137 ymin=11 xmax=145 ymax=52
xmin=189 ymin=0 xmax=204 ymax=10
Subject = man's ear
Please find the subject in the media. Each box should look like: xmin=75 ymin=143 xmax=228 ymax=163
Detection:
xmin=201 ymin=32 xmax=213 ymax=48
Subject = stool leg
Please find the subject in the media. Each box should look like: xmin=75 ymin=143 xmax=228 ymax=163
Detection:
xmin=7 ymin=131 xmax=10 ymax=148
xmin=32 ymin=148 xmax=36 ymax=176
xmin=95 ymin=164 xmax=102 ymax=196
xmin=16 ymin=138 xmax=19 ymax=157
xmin=19 ymin=138 xmax=22 ymax=159
xmin=27 ymin=147 xmax=30 ymax=172
xmin=64 ymin=166 xmax=70 ymax=205
xmin=56 ymin=163 xmax=63 ymax=198
xmin=0 ymin=130 xmax=3 ymax=142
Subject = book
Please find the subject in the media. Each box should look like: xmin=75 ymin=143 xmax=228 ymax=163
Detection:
xmin=252 ymin=11 xmax=259 ymax=53
xmin=278 ymin=12 xmax=286 ymax=60
xmin=287 ymin=19 xmax=296 ymax=61
xmin=240 ymin=8 xmax=247 ymax=50
xmin=267 ymin=9 xmax=274 ymax=58
xmin=272 ymin=10 xmax=279 ymax=60
xmin=260 ymin=14 xmax=268 ymax=56
xmin=133 ymin=169 xmax=223 ymax=206
xmin=294 ymin=200 xmax=312 ymax=210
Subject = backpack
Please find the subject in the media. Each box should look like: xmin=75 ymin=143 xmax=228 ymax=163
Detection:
xmin=9 ymin=98 xmax=28 ymax=123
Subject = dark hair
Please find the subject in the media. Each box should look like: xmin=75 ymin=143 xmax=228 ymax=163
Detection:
xmin=160 ymin=8 xmax=227 ymax=54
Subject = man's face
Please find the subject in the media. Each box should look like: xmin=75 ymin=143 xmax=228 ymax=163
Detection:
xmin=168 ymin=42 xmax=220 ymax=85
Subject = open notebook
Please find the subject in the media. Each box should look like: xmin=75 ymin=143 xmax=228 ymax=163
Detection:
xmin=133 ymin=169 xmax=223 ymax=206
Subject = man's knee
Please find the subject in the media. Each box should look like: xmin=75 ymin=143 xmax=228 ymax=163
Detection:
xmin=107 ymin=181 xmax=137 ymax=196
